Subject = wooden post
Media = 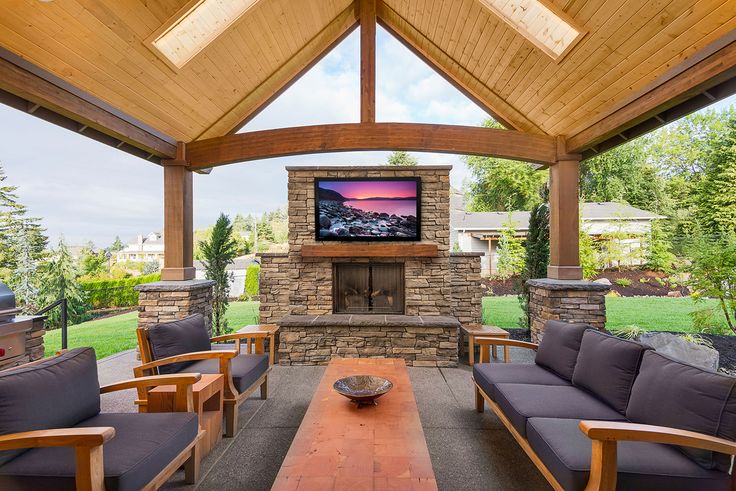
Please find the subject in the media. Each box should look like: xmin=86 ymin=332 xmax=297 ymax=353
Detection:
xmin=548 ymin=151 xmax=583 ymax=280
xmin=360 ymin=0 xmax=376 ymax=123
xmin=161 ymin=142 xmax=195 ymax=281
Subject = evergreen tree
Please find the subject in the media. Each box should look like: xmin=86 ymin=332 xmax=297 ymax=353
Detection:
xmin=109 ymin=236 xmax=124 ymax=253
xmin=38 ymin=237 xmax=88 ymax=327
xmin=387 ymin=151 xmax=418 ymax=166
xmin=495 ymin=215 xmax=525 ymax=279
xmin=518 ymin=190 xmax=549 ymax=329
xmin=646 ymin=220 xmax=676 ymax=273
xmin=9 ymin=226 xmax=39 ymax=313
xmin=199 ymin=214 xmax=238 ymax=335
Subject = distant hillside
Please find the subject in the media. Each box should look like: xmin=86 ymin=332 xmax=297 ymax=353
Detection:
xmin=318 ymin=187 xmax=347 ymax=202
xmin=353 ymin=196 xmax=415 ymax=201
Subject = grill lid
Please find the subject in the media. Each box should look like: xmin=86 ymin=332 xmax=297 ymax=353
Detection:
xmin=0 ymin=282 xmax=19 ymax=321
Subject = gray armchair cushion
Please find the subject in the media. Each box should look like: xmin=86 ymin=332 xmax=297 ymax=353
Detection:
xmin=572 ymin=330 xmax=649 ymax=414
xmin=148 ymin=314 xmax=211 ymax=374
xmin=493 ymin=384 xmax=625 ymax=437
xmin=534 ymin=320 xmax=591 ymax=381
xmin=0 ymin=347 xmax=100 ymax=466
xmin=186 ymin=353 xmax=269 ymax=394
xmin=0 ymin=412 xmax=198 ymax=491
xmin=627 ymin=351 xmax=736 ymax=473
xmin=526 ymin=417 xmax=731 ymax=491
xmin=473 ymin=363 xmax=570 ymax=401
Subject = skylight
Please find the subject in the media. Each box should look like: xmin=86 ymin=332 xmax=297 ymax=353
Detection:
xmin=149 ymin=0 xmax=260 ymax=69
xmin=478 ymin=0 xmax=585 ymax=61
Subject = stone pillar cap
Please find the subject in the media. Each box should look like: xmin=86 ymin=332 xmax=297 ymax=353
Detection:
xmin=134 ymin=279 xmax=216 ymax=292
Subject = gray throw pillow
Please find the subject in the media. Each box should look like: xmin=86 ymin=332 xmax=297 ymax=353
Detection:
xmin=148 ymin=313 xmax=211 ymax=374
xmin=627 ymin=350 xmax=736 ymax=472
xmin=534 ymin=320 xmax=591 ymax=381
xmin=572 ymin=330 xmax=649 ymax=414
xmin=0 ymin=347 xmax=101 ymax=465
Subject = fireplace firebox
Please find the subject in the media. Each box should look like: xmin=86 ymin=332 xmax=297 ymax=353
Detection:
xmin=333 ymin=263 xmax=404 ymax=314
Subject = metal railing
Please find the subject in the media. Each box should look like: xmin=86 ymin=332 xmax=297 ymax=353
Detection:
xmin=36 ymin=298 xmax=68 ymax=350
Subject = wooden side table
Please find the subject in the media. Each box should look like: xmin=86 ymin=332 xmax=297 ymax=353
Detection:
xmin=461 ymin=324 xmax=510 ymax=365
xmin=147 ymin=373 xmax=224 ymax=457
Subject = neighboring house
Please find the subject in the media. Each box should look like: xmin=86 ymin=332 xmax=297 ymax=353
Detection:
xmin=452 ymin=202 xmax=665 ymax=276
xmin=194 ymin=256 xmax=258 ymax=298
xmin=116 ymin=232 xmax=165 ymax=264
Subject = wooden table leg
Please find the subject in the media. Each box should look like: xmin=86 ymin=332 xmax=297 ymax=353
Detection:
xmin=504 ymin=344 xmax=510 ymax=363
xmin=492 ymin=344 xmax=498 ymax=360
xmin=481 ymin=344 xmax=490 ymax=364
xmin=468 ymin=335 xmax=475 ymax=366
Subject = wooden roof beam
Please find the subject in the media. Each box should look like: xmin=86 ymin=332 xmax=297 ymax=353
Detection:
xmin=567 ymin=40 xmax=736 ymax=155
xmin=360 ymin=0 xmax=376 ymax=123
xmin=376 ymin=2 xmax=545 ymax=135
xmin=195 ymin=3 xmax=359 ymax=140
xmin=185 ymin=122 xmax=557 ymax=170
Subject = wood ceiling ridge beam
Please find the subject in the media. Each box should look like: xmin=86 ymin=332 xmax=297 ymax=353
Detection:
xmin=376 ymin=2 xmax=545 ymax=135
xmin=185 ymin=122 xmax=558 ymax=169
xmin=566 ymin=40 xmax=736 ymax=154
xmin=0 ymin=51 xmax=176 ymax=159
xmin=194 ymin=3 xmax=360 ymax=141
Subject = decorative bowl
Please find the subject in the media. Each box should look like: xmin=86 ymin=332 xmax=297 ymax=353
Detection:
xmin=333 ymin=375 xmax=394 ymax=406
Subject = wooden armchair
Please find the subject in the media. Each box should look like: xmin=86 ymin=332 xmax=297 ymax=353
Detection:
xmin=135 ymin=319 xmax=277 ymax=437
xmin=0 ymin=348 xmax=204 ymax=491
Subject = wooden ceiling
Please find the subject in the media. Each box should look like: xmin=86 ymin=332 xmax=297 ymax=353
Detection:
xmin=0 ymin=0 xmax=735 ymax=160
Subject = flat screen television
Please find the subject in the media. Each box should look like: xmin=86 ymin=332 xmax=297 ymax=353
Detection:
xmin=315 ymin=177 xmax=421 ymax=241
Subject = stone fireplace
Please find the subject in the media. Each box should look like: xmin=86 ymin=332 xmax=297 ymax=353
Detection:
xmin=259 ymin=165 xmax=482 ymax=367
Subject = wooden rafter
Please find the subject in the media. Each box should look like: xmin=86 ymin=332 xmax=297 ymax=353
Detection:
xmin=377 ymin=1 xmax=546 ymax=135
xmin=195 ymin=3 xmax=359 ymax=140
xmin=360 ymin=0 xmax=376 ymax=123
xmin=185 ymin=122 xmax=558 ymax=170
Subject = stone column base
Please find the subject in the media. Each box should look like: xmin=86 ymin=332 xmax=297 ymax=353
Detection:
xmin=527 ymin=278 xmax=610 ymax=343
xmin=135 ymin=280 xmax=215 ymax=334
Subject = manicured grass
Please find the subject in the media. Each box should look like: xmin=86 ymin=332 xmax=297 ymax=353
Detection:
xmin=44 ymin=301 xmax=261 ymax=359
xmin=483 ymin=295 xmax=724 ymax=333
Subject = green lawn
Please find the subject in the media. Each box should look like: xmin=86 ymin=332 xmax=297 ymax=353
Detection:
xmin=483 ymin=295 xmax=723 ymax=333
xmin=44 ymin=301 xmax=261 ymax=359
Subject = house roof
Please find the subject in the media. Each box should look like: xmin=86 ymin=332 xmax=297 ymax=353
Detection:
xmin=453 ymin=202 xmax=664 ymax=232
xmin=0 ymin=1 xmax=733 ymax=163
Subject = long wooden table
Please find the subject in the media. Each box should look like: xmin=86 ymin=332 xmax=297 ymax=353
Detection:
xmin=272 ymin=358 xmax=438 ymax=490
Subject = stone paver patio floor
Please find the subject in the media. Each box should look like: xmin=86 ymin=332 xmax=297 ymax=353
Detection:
xmin=98 ymin=349 xmax=549 ymax=491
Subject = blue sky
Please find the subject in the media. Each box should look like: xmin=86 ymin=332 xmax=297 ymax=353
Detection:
xmin=0 ymin=26 xmax=733 ymax=247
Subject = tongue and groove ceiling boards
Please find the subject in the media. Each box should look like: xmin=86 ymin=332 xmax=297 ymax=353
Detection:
xmin=0 ymin=0 xmax=734 ymax=162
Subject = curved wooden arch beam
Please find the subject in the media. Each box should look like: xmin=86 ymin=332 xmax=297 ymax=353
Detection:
xmin=185 ymin=122 xmax=557 ymax=169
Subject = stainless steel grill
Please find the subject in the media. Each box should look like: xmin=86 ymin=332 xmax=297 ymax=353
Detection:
xmin=0 ymin=281 xmax=34 ymax=365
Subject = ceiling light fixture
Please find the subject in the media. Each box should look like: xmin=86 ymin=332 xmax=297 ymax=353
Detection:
xmin=149 ymin=0 xmax=260 ymax=69
xmin=478 ymin=0 xmax=585 ymax=62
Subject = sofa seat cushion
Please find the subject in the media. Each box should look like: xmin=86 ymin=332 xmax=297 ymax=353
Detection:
xmin=473 ymin=363 xmax=570 ymax=401
xmin=148 ymin=314 xmax=211 ymax=375
xmin=572 ymin=330 xmax=649 ymax=415
xmin=0 ymin=412 xmax=198 ymax=491
xmin=186 ymin=353 xmax=269 ymax=394
xmin=526 ymin=417 xmax=731 ymax=491
xmin=627 ymin=350 xmax=736 ymax=472
xmin=494 ymin=384 xmax=625 ymax=437
xmin=534 ymin=320 xmax=592 ymax=381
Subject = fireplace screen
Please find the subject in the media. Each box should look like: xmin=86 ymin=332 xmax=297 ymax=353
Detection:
xmin=333 ymin=263 xmax=404 ymax=314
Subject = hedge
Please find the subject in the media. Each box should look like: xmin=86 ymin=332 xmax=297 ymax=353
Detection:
xmin=81 ymin=273 xmax=160 ymax=309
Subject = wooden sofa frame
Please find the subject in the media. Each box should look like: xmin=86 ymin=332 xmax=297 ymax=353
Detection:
xmin=0 ymin=356 xmax=204 ymax=491
xmin=473 ymin=337 xmax=736 ymax=491
xmin=135 ymin=325 xmax=276 ymax=437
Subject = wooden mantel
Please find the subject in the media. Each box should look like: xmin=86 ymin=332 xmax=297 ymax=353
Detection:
xmin=300 ymin=243 xmax=439 ymax=258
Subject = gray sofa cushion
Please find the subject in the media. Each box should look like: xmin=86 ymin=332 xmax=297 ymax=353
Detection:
xmin=534 ymin=320 xmax=591 ymax=381
xmin=526 ymin=417 xmax=731 ymax=491
xmin=0 ymin=347 xmax=100 ymax=466
xmin=493 ymin=384 xmax=625 ymax=437
xmin=0 ymin=412 xmax=198 ymax=491
xmin=627 ymin=350 xmax=736 ymax=473
xmin=473 ymin=363 xmax=570 ymax=401
xmin=186 ymin=353 xmax=269 ymax=394
xmin=572 ymin=330 xmax=649 ymax=414
xmin=148 ymin=314 xmax=211 ymax=374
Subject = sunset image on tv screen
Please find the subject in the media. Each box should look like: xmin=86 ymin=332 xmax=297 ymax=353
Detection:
xmin=316 ymin=179 xmax=419 ymax=239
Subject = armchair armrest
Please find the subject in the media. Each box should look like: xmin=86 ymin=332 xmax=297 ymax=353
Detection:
xmin=579 ymin=420 xmax=736 ymax=491
xmin=0 ymin=427 xmax=115 ymax=451
xmin=134 ymin=350 xmax=237 ymax=376
xmin=474 ymin=338 xmax=539 ymax=351
xmin=211 ymin=326 xmax=277 ymax=365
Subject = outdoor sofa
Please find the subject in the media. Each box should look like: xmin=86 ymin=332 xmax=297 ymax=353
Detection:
xmin=0 ymin=347 xmax=203 ymax=491
xmin=474 ymin=320 xmax=736 ymax=491
xmin=135 ymin=313 xmax=273 ymax=437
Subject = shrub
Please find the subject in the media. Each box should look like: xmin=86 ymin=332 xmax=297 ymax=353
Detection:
xmin=244 ymin=263 xmax=260 ymax=300
xmin=81 ymin=273 xmax=160 ymax=309
xmin=611 ymin=325 xmax=646 ymax=340
xmin=688 ymin=234 xmax=736 ymax=334
xmin=614 ymin=278 xmax=632 ymax=287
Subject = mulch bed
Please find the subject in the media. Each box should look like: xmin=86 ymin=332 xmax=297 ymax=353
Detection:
xmin=482 ymin=269 xmax=689 ymax=297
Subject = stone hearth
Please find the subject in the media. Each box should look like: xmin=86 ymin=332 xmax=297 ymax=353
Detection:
xmin=259 ymin=166 xmax=482 ymax=367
